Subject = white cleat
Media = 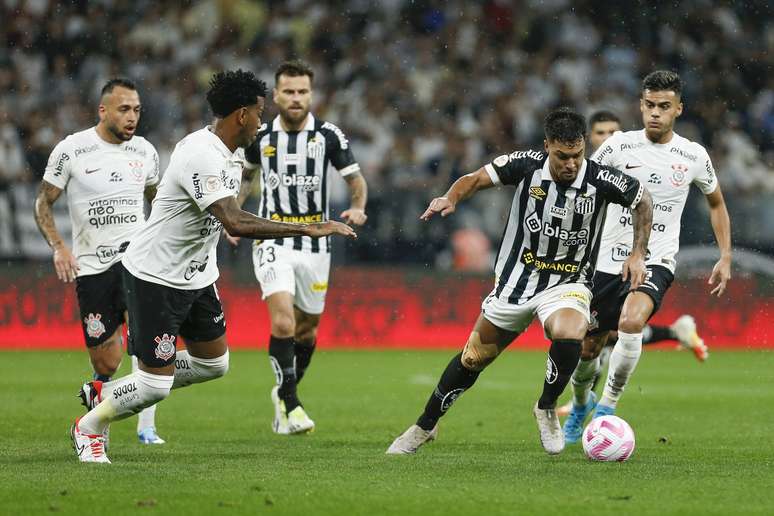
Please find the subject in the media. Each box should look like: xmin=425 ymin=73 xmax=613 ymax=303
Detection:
xmin=286 ymin=406 xmax=315 ymax=435
xmin=385 ymin=424 xmax=439 ymax=455
xmin=70 ymin=418 xmax=110 ymax=464
xmin=533 ymin=402 xmax=564 ymax=455
xmin=270 ymin=386 xmax=290 ymax=434
xmin=671 ymin=315 xmax=708 ymax=362
xmin=77 ymin=381 xmax=110 ymax=451
xmin=138 ymin=427 xmax=165 ymax=444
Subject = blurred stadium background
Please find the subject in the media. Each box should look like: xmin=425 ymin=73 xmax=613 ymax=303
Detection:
xmin=0 ymin=0 xmax=772 ymax=349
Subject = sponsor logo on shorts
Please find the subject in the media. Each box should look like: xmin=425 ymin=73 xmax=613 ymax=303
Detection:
xmin=440 ymin=388 xmax=465 ymax=412
xmin=153 ymin=333 xmax=176 ymax=361
xmin=213 ymin=312 xmax=225 ymax=324
xmin=113 ymin=382 xmax=137 ymax=399
xmin=270 ymin=211 xmax=323 ymax=224
xmin=84 ymin=313 xmax=106 ymax=339
xmin=545 ymin=356 xmax=558 ymax=384
xmin=529 ymin=186 xmax=547 ymax=200
xmin=311 ymin=282 xmax=328 ymax=292
xmin=520 ymin=249 xmax=580 ymax=275
xmin=560 ymin=291 xmax=590 ymax=305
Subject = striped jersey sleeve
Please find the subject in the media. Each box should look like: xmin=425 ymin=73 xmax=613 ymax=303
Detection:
xmin=484 ymin=150 xmax=546 ymax=186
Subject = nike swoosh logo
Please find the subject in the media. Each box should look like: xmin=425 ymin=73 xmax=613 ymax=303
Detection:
xmin=625 ymin=164 xmax=642 ymax=170
xmin=85 ymin=168 xmax=101 ymax=174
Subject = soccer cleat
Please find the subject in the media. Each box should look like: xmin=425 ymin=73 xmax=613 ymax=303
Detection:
xmin=533 ymin=402 xmax=564 ymax=455
xmin=671 ymin=315 xmax=708 ymax=362
xmin=138 ymin=427 xmax=165 ymax=444
xmin=270 ymin=386 xmax=290 ymax=435
xmin=70 ymin=418 xmax=110 ymax=464
xmin=385 ymin=424 xmax=439 ymax=455
xmin=563 ymin=391 xmax=597 ymax=444
xmin=286 ymin=406 xmax=315 ymax=435
xmin=593 ymin=403 xmax=616 ymax=419
xmin=77 ymin=380 xmax=110 ymax=450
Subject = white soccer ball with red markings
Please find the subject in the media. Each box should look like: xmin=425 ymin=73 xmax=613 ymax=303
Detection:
xmin=582 ymin=415 xmax=635 ymax=462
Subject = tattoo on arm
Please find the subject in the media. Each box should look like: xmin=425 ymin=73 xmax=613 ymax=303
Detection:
xmin=631 ymin=187 xmax=653 ymax=255
xmin=33 ymin=181 xmax=65 ymax=249
xmin=236 ymin=167 xmax=257 ymax=208
xmin=344 ymin=171 xmax=367 ymax=210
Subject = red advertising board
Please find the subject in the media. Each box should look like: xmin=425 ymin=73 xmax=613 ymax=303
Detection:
xmin=0 ymin=267 xmax=771 ymax=349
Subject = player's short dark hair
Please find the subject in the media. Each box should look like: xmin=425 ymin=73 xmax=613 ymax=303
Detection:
xmin=589 ymin=110 xmax=620 ymax=127
xmin=642 ymin=70 xmax=682 ymax=97
xmin=100 ymin=77 xmax=136 ymax=97
xmin=275 ymin=59 xmax=314 ymax=85
xmin=206 ymin=69 xmax=267 ymax=118
xmin=544 ymin=107 xmax=586 ymax=144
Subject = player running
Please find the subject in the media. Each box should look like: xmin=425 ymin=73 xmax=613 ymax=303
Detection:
xmin=34 ymin=78 xmax=165 ymax=445
xmin=563 ymin=71 xmax=732 ymax=444
xmin=69 ymin=69 xmax=356 ymax=463
xmin=241 ymin=60 xmax=368 ymax=435
xmin=387 ymin=108 xmax=653 ymax=456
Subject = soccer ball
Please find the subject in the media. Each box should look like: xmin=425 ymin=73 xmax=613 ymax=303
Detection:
xmin=582 ymin=415 xmax=635 ymax=462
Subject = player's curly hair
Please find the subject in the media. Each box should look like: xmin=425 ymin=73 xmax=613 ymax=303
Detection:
xmin=642 ymin=70 xmax=682 ymax=97
xmin=544 ymin=107 xmax=586 ymax=144
xmin=206 ymin=69 xmax=267 ymax=118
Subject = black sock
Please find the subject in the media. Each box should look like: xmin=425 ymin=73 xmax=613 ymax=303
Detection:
xmin=295 ymin=339 xmax=316 ymax=384
xmin=416 ymin=353 xmax=480 ymax=431
xmin=269 ymin=335 xmax=300 ymax=412
xmin=538 ymin=339 xmax=582 ymax=409
xmin=643 ymin=325 xmax=675 ymax=344
xmin=93 ymin=373 xmax=111 ymax=382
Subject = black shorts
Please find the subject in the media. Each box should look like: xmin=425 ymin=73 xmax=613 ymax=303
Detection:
xmin=123 ymin=269 xmax=226 ymax=368
xmin=75 ymin=262 xmax=127 ymax=347
xmin=589 ymin=264 xmax=674 ymax=335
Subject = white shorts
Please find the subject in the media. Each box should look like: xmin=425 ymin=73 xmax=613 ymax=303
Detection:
xmin=252 ymin=242 xmax=331 ymax=315
xmin=481 ymin=283 xmax=591 ymax=334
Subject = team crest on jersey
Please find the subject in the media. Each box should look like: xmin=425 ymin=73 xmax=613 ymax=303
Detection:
xmin=574 ymin=194 xmax=595 ymax=215
xmin=263 ymin=145 xmax=276 ymax=157
xmin=530 ymin=186 xmax=547 ymax=200
xmin=266 ymin=170 xmax=281 ymax=190
xmin=128 ymin=160 xmax=144 ymax=182
xmin=205 ymin=176 xmax=220 ymax=192
xmin=670 ymin=164 xmax=688 ymax=187
xmin=153 ymin=333 xmax=176 ymax=361
xmin=307 ymin=137 xmax=325 ymax=159
xmin=84 ymin=313 xmax=106 ymax=339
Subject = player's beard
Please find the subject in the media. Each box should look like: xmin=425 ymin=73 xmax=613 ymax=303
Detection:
xmin=107 ymin=121 xmax=132 ymax=142
xmin=280 ymin=105 xmax=309 ymax=126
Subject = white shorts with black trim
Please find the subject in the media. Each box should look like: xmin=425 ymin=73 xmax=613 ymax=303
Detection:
xmin=252 ymin=242 xmax=331 ymax=315
xmin=481 ymin=282 xmax=591 ymax=334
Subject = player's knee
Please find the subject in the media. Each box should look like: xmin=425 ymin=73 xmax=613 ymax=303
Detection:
xmin=618 ymin=314 xmax=646 ymax=334
xmin=461 ymin=333 xmax=499 ymax=372
xmin=91 ymin=354 xmax=121 ymax=377
xmin=190 ymin=351 xmax=230 ymax=380
xmin=271 ymin=313 xmax=296 ymax=337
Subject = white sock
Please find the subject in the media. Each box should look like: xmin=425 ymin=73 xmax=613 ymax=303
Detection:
xmin=133 ymin=355 xmax=158 ymax=432
xmin=598 ymin=345 xmax=612 ymax=370
xmin=172 ymin=350 xmax=229 ymax=389
xmin=599 ymin=331 xmax=642 ymax=408
xmin=571 ymin=356 xmax=600 ymax=406
xmin=79 ymin=370 xmax=173 ymax=434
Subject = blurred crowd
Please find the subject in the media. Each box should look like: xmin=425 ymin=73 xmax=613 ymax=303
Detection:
xmin=1 ymin=0 xmax=772 ymax=266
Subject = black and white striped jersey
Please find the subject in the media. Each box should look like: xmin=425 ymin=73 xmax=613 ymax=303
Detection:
xmin=484 ymin=150 xmax=643 ymax=305
xmin=244 ymin=114 xmax=360 ymax=253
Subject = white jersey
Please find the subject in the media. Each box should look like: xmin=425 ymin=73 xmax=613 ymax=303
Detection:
xmin=122 ymin=126 xmax=243 ymax=290
xmin=42 ymin=127 xmax=159 ymax=276
xmin=592 ymin=129 xmax=717 ymax=274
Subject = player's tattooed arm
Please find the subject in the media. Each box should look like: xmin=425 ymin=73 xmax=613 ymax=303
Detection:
xmin=341 ymin=171 xmax=368 ymax=225
xmin=208 ymin=196 xmax=357 ymax=240
xmin=420 ymin=167 xmax=494 ymax=220
xmin=705 ymin=187 xmax=732 ymax=296
xmin=34 ymin=180 xmax=80 ymax=282
xmin=622 ymin=187 xmax=653 ymax=289
xmin=236 ymin=166 xmax=258 ymax=208
xmin=144 ymin=184 xmax=158 ymax=203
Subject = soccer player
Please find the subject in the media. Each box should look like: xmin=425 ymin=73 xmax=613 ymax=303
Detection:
xmin=69 ymin=69 xmax=356 ymax=463
xmin=34 ymin=78 xmax=165 ymax=445
xmin=387 ymin=108 xmax=653 ymax=456
xmin=242 ymin=60 xmax=368 ymax=435
xmin=562 ymin=71 xmax=732 ymax=444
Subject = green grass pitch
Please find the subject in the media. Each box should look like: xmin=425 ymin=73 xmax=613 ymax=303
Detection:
xmin=1 ymin=350 xmax=772 ymax=515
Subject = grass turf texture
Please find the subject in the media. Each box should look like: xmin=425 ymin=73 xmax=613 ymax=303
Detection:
xmin=1 ymin=350 xmax=772 ymax=516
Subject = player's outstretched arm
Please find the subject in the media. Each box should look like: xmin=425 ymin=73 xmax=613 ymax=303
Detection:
xmin=33 ymin=180 xmax=79 ymax=283
xmin=705 ymin=187 xmax=732 ymax=297
xmin=622 ymin=187 xmax=653 ymax=290
xmin=341 ymin=171 xmax=368 ymax=226
xmin=420 ymin=167 xmax=494 ymax=221
xmin=207 ymin=196 xmax=356 ymax=240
